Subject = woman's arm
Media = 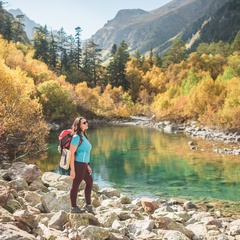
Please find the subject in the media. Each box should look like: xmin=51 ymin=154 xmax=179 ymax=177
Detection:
xmin=69 ymin=144 xmax=77 ymax=179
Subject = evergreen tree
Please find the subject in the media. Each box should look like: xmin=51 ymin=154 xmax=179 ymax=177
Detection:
xmin=107 ymin=40 xmax=130 ymax=90
xmin=75 ymin=26 xmax=82 ymax=70
xmin=155 ymin=53 xmax=162 ymax=68
xmin=67 ymin=35 xmax=77 ymax=70
xmin=3 ymin=16 xmax=13 ymax=42
xmin=56 ymin=27 xmax=68 ymax=71
xmin=149 ymin=48 xmax=154 ymax=68
xmin=162 ymin=39 xmax=187 ymax=69
xmin=0 ymin=1 xmax=5 ymax=35
xmin=14 ymin=14 xmax=25 ymax=42
xmin=33 ymin=25 xmax=50 ymax=64
xmin=232 ymin=31 xmax=240 ymax=52
xmin=48 ymin=31 xmax=58 ymax=69
xmin=82 ymin=39 xmax=102 ymax=87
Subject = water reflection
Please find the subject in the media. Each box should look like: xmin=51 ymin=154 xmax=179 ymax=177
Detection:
xmin=27 ymin=124 xmax=240 ymax=202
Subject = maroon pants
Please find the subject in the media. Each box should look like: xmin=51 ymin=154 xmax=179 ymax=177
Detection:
xmin=70 ymin=162 xmax=93 ymax=207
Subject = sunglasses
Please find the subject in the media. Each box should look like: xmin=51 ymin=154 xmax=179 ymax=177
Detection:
xmin=82 ymin=120 xmax=88 ymax=125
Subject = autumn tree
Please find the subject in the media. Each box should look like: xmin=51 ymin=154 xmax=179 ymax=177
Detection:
xmin=37 ymin=80 xmax=77 ymax=121
xmin=0 ymin=39 xmax=49 ymax=158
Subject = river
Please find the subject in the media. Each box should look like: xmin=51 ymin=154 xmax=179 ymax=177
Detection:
xmin=25 ymin=123 xmax=240 ymax=205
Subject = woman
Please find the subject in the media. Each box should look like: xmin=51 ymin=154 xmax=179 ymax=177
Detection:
xmin=69 ymin=116 xmax=95 ymax=214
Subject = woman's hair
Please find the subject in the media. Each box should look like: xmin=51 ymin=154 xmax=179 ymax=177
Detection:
xmin=72 ymin=117 xmax=88 ymax=140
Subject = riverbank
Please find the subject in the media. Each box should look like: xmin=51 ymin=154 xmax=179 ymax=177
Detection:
xmin=106 ymin=117 xmax=240 ymax=157
xmin=1 ymin=162 xmax=240 ymax=239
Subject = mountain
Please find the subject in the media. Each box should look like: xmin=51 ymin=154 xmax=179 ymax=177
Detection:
xmin=8 ymin=8 xmax=41 ymax=40
xmin=0 ymin=7 xmax=30 ymax=44
xmin=182 ymin=0 xmax=240 ymax=51
xmin=91 ymin=0 xmax=232 ymax=58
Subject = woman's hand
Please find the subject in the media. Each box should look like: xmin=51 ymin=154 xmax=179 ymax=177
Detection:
xmin=70 ymin=169 xmax=75 ymax=179
xmin=87 ymin=165 xmax=92 ymax=175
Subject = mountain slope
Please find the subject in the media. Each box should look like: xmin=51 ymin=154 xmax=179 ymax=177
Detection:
xmin=183 ymin=0 xmax=240 ymax=51
xmin=9 ymin=8 xmax=41 ymax=40
xmin=92 ymin=0 xmax=230 ymax=57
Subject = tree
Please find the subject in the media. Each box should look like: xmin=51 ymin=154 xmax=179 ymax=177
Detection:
xmin=162 ymin=39 xmax=187 ymax=69
xmin=231 ymin=31 xmax=240 ymax=52
xmin=33 ymin=25 xmax=50 ymax=64
xmin=48 ymin=30 xmax=58 ymax=69
xmin=75 ymin=26 xmax=82 ymax=70
xmin=0 ymin=52 xmax=49 ymax=158
xmin=3 ymin=16 xmax=13 ymax=42
xmin=56 ymin=27 xmax=69 ymax=71
xmin=82 ymin=39 xmax=102 ymax=87
xmin=14 ymin=14 xmax=25 ymax=42
xmin=37 ymin=80 xmax=77 ymax=121
xmin=107 ymin=40 xmax=130 ymax=90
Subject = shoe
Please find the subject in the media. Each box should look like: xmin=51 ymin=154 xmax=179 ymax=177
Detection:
xmin=84 ymin=204 xmax=96 ymax=215
xmin=70 ymin=206 xmax=85 ymax=213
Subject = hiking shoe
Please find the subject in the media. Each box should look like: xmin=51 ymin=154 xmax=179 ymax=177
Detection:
xmin=84 ymin=204 xmax=96 ymax=215
xmin=70 ymin=206 xmax=85 ymax=213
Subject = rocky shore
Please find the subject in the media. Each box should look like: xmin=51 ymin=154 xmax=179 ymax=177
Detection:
xmin=111 ymin=117 xmax=240 ymax=157
xmin=1 ymin=162 xmax=240 ymax=240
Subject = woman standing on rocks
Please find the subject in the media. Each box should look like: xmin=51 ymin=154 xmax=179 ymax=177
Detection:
xmin=69 ymin=116 xmax=95 ymax=214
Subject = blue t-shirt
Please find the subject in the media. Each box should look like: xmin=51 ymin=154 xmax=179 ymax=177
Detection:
xmin=71 ymin=134 xmax=92 ymax=163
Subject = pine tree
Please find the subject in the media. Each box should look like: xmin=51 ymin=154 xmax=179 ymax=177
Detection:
xmin=107 ymin=41 xmax=130 ymax=90
xmin=162 ymin=39 xmax=187 ymax=69
xmin=232 ymin=31 xmax=240 ymax=52
xmin=75 ymin=26 xmax=82 ymax=70
xmin=48 ymin=31 xmax=58 ymax=69
xmin=82 ymin=39 xmax=102 ymax=87
xmin=3 ymin=16 xmax=13 ymax=42
xmin=33 ymin=25 xmax=50 ymax=64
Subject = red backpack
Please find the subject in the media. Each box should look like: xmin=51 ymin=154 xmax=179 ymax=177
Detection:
xmin=58 ymin=129 xmax=73 ymax=152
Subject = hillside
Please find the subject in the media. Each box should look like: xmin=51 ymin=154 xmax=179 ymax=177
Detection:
xmin=183 ymin=0 xmax=240 ymax=51
xmin=9 ymin=8 xmax=41 ymax=40
xmin=0 ymin=7 xmax=29 ymax=44
xmin=91 ymin=0 xmax=231 ymax=58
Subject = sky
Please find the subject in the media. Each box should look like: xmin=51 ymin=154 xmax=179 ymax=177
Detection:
xmin=5 ymin=0 xmax=172 ymax=40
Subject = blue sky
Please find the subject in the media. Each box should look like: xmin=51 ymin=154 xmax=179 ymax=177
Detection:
xmin=6 ymin=0 xmax=172 ymax=39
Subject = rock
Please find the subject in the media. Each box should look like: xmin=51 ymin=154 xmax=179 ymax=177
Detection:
xmin=8 ymin=162 xmax=42 ymax=183
xmin=0 ymin=186 xmax=10 ymax=206
xmin=1 ymin=162 xmax=240 ymax=240
xmin=48 ymin=210 xmax=68 ymax=230
xmin=8 ymin=178 xmax=29 ymax=191
xmin=0 ymin=222 xmax=36 ymax=239
xmin=163 ymin=230 xmax=190 ymax=240
xmin=183 ymin=201 xmax=197 ymax=210
xmin=99 ymin=187 xmax=121 ymax=198
xmin=141 ymin=197 xmax=159 ymax=213
xmin=128 ymin=219 xmax=155 ymax=236
xmin=79 ymin=225 xmax=110 ymax=240
xmin=155 ymin=217 xmax=195 ymax=239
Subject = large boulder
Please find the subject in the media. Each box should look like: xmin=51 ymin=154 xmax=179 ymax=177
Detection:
xmin=8 ymin=162 xmax=42 ymax=183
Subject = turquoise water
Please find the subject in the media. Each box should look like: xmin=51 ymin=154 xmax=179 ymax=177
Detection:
xmin=29 ymin=124 xmax=240 ymax=202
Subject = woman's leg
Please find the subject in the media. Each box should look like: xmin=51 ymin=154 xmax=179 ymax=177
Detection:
xmin=70 ymin=162 xmax=88 ymax=207
xmin=83 ymin=169 xmax=93 ymax=205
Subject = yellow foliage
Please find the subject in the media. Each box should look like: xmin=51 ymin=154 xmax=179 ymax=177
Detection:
xmin=216 ymin=77 xmax=240 ymax=129
xmin=0 ymin=58 xmax=49 ymax=158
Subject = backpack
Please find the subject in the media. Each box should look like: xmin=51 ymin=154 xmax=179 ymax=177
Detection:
xmin=58 ymin=129 xmax=73 ymax=170
xmin=58 ymin=129 xmax=81 ymax=170
xmin=58 ymin=129 xmax=73 ymax=152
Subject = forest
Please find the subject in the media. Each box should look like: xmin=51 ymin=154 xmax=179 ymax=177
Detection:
xmin=0 ymin=1 xmax=240 ymax=159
